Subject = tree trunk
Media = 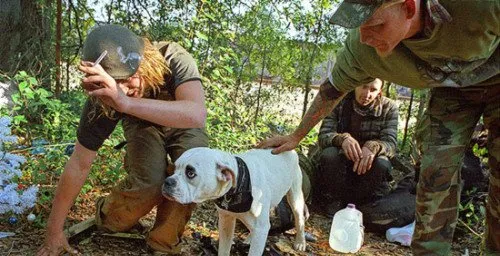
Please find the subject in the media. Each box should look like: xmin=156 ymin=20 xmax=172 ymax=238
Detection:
xmin=402 ymin=89 xmax=414 ymax=151
xmin=0 ymin=0 xmax=22 ymax=74
xmin=233 ymin=56 xmax=250 ymax=124
xmin=55 ymin=0 xmax=62 ymax=97
xmin=301 ymin=3 xmax=324 ymax=117
xmin=254 ymin=53 xmax=267 ymax=126
xmin=302 ymin=74 xmax=312 ymax=118
xmin=0 ymin=0 xmax=53 ymax=82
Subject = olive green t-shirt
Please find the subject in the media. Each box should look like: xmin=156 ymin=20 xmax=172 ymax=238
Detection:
xmin=77 ymin=42 xmax=202 ymax=151
xmin=328 ymin=0 xmax=499 ymax=95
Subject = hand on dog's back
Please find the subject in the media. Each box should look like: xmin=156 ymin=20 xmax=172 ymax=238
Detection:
xmin=257 ymin=134 xmax=301 ymax=154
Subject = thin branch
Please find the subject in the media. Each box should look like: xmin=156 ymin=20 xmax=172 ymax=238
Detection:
xmin=458 ymin=218 xmax=482 ymax=239
xmin=106 ymin=0 xmax=114 ymax=23
xmin=135 ymin=0 xmax=156 ymax=24
xmin=9 ymin=143 xmax=74 ymax=154
xmin=69 ymin=0 xmax=83 ymax=47
xmin=6 ymin=241 xmax=15 ymax=256
xmin=402 ymin=89 xmax=414 ymax=151
xmin=78 ymin=1 xmax=95 ymax=21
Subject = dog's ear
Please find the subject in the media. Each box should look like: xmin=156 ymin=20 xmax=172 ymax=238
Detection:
xmin=216 ymin=163 xmax=236 ymax=188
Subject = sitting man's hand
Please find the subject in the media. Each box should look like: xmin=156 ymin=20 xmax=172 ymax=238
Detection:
xmin=341 ymin=136 xmax=362 ymax=162
xmin=257 ymin=134 xmax=301 ymax=154
xmin=353 ymin=146 xmax=375 ymax=175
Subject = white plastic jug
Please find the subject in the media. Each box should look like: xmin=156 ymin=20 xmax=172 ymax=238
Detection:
xmin=329 ymin=203 xmax=364 ymax=253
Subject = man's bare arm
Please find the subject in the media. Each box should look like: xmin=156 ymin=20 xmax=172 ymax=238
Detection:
xmin=258 ymin=88 xmax=345 ymax=154
xmin=292 ymin=92 xmax=343 ymax=140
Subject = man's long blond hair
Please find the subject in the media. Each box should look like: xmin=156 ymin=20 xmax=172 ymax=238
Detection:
xmin=139 ymin=38 xmax=170 ymax=96
xmin=90 ymin=38 xmax=170 ymax=119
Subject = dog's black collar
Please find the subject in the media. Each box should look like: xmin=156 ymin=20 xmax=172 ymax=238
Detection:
xmin=215 ymin=156 xmax=253 ymax=213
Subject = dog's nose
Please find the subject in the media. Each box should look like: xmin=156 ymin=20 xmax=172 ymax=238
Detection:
xmin=164 ymin=177 xmax=177 ymax=187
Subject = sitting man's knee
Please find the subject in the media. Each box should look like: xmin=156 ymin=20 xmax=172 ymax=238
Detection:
xmin=319 ymin=147 xmax=342 ymax=164
xmin=372 ymin=156 xmax=392 ymax=172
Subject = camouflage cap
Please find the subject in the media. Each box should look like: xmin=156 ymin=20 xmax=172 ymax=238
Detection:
xmin=329 ymin=0 xmax=384 ymax=29
xmin=82 ymin=24 xmax=144 ymax=79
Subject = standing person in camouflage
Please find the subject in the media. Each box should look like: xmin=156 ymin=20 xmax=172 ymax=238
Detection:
xmin=37 ymin=24 xmax=208 ymax=255
xmin=315 ymin=78 xmax=398 ymax=216
xmin=258 ymin=0 xmax=499 ymax=254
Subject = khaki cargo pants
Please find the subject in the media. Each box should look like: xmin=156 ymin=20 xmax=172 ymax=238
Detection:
xmin=412 ymin=85 xmax=500 ymax=255
xmin=95 ymin=117 xmax=208 ymax=254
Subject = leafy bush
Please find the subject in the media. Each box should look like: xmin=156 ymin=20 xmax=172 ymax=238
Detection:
xmin=205 ymin=78 xmax=272 ymax=152
xmin=204 ymin=78 xmax=317 ymax=153
xmin=1 ymin=71 xmax=126 ymax=197
xmin=5 ymin=71 xmax=80 ymax=143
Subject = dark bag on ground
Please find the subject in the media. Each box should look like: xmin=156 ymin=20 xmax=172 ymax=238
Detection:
xmin=357 ymin=174 xmax=416 ymax=234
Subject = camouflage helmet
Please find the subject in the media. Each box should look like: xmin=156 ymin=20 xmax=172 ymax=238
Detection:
xmin=82 ymin=24 xmax=144 ymax=79
xmin=329 ymin=0 xmax=385 ymax=29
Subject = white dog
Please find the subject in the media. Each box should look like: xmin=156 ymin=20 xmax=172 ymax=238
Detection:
xmin=162 ymin=147 xmax=307 ymax=256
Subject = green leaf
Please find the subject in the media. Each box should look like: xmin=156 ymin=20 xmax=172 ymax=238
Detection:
xmin=11 ymin=94 xmax=20 ymax=103
xmin=38 ymin=88 xmax=53 ymax=98
xmin=19 ymin=81 xmax=28 ymax=91
xmin=212 ymin=69 xmax=221 ymax=78
xmin=13 ymin=115 xmax=27 ymax=123
xmin=28 ymin=77 xmax=38 ymax=86
xmin=204 ymin=13 xmax=216 ymax=21
xmin=195 ymin=31 xmax=208 ymax=41
xmin=223 ymin=66 xmax=233 ymax=74
xmin=182 ymin=38 xmax=192 ymax=48
xmin=24 ymin=88 xmax=35 ymax=99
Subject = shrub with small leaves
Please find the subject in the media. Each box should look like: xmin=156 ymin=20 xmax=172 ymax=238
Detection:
xmin=0 ymin=116 xmax=38 ymax=214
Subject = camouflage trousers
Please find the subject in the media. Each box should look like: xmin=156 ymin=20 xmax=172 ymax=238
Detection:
xmin=412 ymin=85 xmax=500 ymax=255
xmin=95 ymin=116 xmax=208 ymax=254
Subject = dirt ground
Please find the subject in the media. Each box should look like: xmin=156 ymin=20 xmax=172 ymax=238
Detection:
xmin=0 ymin=188 xmax=480 ymax=256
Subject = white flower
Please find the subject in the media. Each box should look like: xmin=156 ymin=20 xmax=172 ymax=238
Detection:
xmin=0 ymin=116 xmax=38 ymax=215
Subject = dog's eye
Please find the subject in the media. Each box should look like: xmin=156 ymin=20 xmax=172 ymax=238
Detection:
xmin=185 ymin=165 xmax=197 ymax=179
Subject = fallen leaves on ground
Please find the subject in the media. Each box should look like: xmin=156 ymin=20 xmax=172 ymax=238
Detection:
xmin=0 ymin=189 xmax=479 ymax=255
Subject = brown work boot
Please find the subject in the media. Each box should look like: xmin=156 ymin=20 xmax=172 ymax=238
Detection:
xmin=95 ymin=196 xmax=113 ymax=232
xmin=95 ymin=196 xmax=148 ymax=234
xmin=147 ymin=240 xmax=182 ymax=255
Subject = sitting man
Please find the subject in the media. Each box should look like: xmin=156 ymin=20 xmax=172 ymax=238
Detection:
xmin=314 ymin=78 xmax=398 ymax=216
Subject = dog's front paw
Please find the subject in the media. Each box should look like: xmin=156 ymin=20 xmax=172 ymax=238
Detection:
xmin=243 ymin=233 xmax=252 ymax=245
xmin=293 ymin=237 xmax=307 ymax=251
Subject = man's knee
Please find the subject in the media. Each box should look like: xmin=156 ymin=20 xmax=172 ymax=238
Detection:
xmin=319 ymin=147 xmax=342 ymax=166
xmin=166 ymin=128 xmax=209 ymax=162
xmin=371 ymin=156 xmax=392 ymax=174
xmin=147 ymin=200 xmax=196 ymax=254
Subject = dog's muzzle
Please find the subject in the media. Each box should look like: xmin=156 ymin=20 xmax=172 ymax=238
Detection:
xmin=162 ymin=177 xmax=178 ymax=200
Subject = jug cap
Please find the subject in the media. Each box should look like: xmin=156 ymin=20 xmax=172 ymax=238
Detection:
xmin=347 ymin=203 xmax=356 ymax=209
